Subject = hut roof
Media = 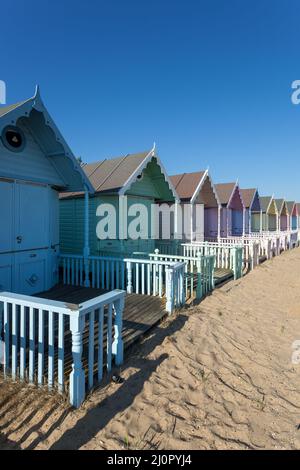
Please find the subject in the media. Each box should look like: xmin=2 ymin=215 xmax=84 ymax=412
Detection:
xmin=215 ymin=182 xmax=236 ymax=206
xmin=286 ymin=201 xmax=295 ymax=214
xmin=259 ymin=196 xmax=273 ymax=213
xmin=0 ymin=87 xmax=94 ymax=193
xmin=170 ymin=171 xmax=206 ymax=201
xmin=274 ymin=198 xmax=285 ymax=213
xmin=240 ymin=188 xmax=257 ymax=208
xmin=60 ymin=148 xmax=178 ymax=201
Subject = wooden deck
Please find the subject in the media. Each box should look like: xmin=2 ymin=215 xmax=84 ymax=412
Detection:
xmin=38 ymin=284 xmax=167 ymax=351
xmin=214 ymin=268 xmax=233 ymax=285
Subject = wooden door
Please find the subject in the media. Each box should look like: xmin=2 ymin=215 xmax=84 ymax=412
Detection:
xmin=15 ymin=182 xmax=49 ymax=251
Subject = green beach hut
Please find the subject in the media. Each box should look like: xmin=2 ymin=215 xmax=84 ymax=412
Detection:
xmin=59 ymin=146 xmax=179 ymax=256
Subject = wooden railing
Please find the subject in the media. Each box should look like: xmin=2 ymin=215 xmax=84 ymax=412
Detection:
xmin=148 ymin=250 xmax=215 ymax=300
xmin=182 ymin=242 xmax=243 ymax=280
xmin=217 ymin=238 xmax=260 ymax=270
xmin=60 ymin=254 xmax=186 ymax=314
xmin=0 ymin=289 xmax=126 ymax=408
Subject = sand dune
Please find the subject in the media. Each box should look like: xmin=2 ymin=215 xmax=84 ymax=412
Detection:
xmin=0 ymin=248 xmax=300 ymax=450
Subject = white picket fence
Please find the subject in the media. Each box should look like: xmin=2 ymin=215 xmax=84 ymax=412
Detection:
xmin=181 ymin=242 xmax=243 ymax=280
xmin=0 ymin=289 xmax=126 ymax=408
xmin=217 ymin=237 xmax=260 ymax=270
xmin=61 ymin=254 xmax=186 ymax=314
xmin=148 ymin=250 xmax=215 ymax=300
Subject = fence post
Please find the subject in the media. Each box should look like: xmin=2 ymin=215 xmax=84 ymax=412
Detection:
xmin=0 ymin=302 xmax=3 ymax=366
xmin=126 ymin=261 xmax=133 ymax=294
xmin=232 ymin=247 xmax=237 ymax=280
xmin=179 ymin=265 xmax=185 ymax=305
xmin=69 ymin=313 xmax=86 ymax=408
xmin=165 ymin=266 xmax=175 ymax=314
xmin=112 ymin=296 xmax=125 ymax=366
xmin=196 ymin=252 xmax=203 ymax=300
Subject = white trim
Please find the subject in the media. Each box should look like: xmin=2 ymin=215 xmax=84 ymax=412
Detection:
xmin=0 ymin=86 xmax=94 ymax=194
xmin=227 ymin=181 xmax=245 ymax=210
xmin=190 ymin=169 xmax=221 ymax=206
xmin=118 ymin=146 xmax=180 ymax=202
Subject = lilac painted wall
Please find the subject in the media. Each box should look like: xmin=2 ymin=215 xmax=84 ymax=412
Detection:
xmin=219 ymin=207 xmax=229 ymax=237
xmin=280 ymin=214 xmax=288 ymax=231
xmin=228 ymin=186 xmax=243 ymax=211
xmin=220 ymin=186 xmax=244 ymax=237
xmin=204 ymin=207 xmax=218 ymax=238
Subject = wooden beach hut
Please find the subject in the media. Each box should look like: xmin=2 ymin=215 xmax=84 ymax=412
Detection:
xmin=297 ymin=203 xmax=300 ymax=231
xmin=215 ymin=182 xmax=245 ymax=237
xmin=275 ymin=199 xmax=289 ymax=232
xmin=59 ymin=147 xmax=179 ymax=256
xmin=169 ymin=170 xmax=220 ymax=241
xmin=0 ymin=87 xmax=93 ymax=295
xmin=286 ymin=201 xmax=298 ymax=231
xmin=240 ymin=188 xmax=261 ymax=234
xmin=259 ymin=196 xmax=278 ymax=232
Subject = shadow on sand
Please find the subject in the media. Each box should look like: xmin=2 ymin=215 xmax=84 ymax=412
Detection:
xmin=49 ymin=312 xmax=189 ymax=450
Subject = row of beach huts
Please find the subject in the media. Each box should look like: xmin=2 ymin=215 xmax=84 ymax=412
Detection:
xmin=0 ymin=89 xmax=299 ymax=407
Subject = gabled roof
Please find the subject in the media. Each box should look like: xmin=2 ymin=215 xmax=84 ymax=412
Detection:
xmin=170 ymin=171 xmax=206 ymax=201
xmin=170 ymin=170 xmax=220 ymax=206
xmin=240 ymin=188 xmax=257 ymax=209
xmin=296 ymin=203 xmax=300 ymax=214
xmin=0 ymin=87 xmax=94 ymax=193
xmin=215 ymin=182 xmax=237 ymax=206
xmin=274 ymin=198 xmax=285 ymax=214
xmin=60 ymin=147 xmax=179 ymax=201
xmin=259 ymin=196 xmax=273 ymax=213
xmin=286 ymin=201 xmax=295 ymax=214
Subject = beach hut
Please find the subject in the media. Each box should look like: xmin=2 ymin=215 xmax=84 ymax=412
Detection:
xmin=169 ymin=170 xmax=220 ymax=241
xmin=297 ymin=203 xmax=300 ymax=231
xmin=240 ymin=188 xmax=261 ymax=233
xmin=59 ymin=147 xmax=179 ymax=256
xmin=259 ymin=196 xmax=278 ymax=232
xmin=0 ymin=87 xmax=93 ymax=295
xmin=215 ymin=182 xmax=245 ymax=237
xmin=286 ymin=201 xmax=298 ymax=231
xmin=275 ymin=199 xmax=289 ymax=232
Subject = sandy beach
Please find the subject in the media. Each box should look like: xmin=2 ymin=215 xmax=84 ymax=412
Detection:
xmin=0 ymin=247 xmax=300 ymax=450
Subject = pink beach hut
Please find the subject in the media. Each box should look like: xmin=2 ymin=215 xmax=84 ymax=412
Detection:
xmin=275 ymin=199 xmax=289 ymax=232
xmin=170 ymin=170 xmax=220 ymax=241
xmin=215 ymin=182 xmax=245 ymax=237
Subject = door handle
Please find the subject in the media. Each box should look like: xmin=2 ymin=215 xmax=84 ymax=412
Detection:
xmin=16 ymin=236 xmax=22 ymax=244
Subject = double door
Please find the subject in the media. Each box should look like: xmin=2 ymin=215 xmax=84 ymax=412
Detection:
xmin=0 ymin=179 xmax=59 ymax=295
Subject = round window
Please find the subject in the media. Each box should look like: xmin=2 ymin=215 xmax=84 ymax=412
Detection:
xmin=1 ymin=125 xmax=26 ymax=152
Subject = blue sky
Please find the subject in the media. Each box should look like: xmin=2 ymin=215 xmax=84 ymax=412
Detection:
xmin=1 ymin=0 xmax=300 ymax=199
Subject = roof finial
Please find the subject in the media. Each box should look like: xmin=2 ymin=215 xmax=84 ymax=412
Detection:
xmin=34 ymin=84 xmax=41 ymax=100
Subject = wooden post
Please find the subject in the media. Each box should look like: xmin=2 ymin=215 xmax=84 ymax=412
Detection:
xmin=112 ymin=297 xmax=125 ymax=366
xmin=126 ymin=261 xmax=133 ymax=294
xmin=217 ymin=205 xmax=221 ymax=240
xmin=0 ymin=302 xmax=3 ymax=367
xmin=242 ymin=208 xmax=246 ymax=236
xmin=69 ymin=314 xmax=86 ymax=408
xmin=260 ymin=210 xmax=263 ymax=233
xmin=165 ymin=265 xmax=175 ymax=314
xmin=196 ymin=252 xmax=203 ymax=300
xmin=84 ymin=186 xmax=90 ymax=287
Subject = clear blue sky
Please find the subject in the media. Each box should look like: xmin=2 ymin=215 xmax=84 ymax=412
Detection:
xmin=1 ymin=0 xmax=300 ymax=199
